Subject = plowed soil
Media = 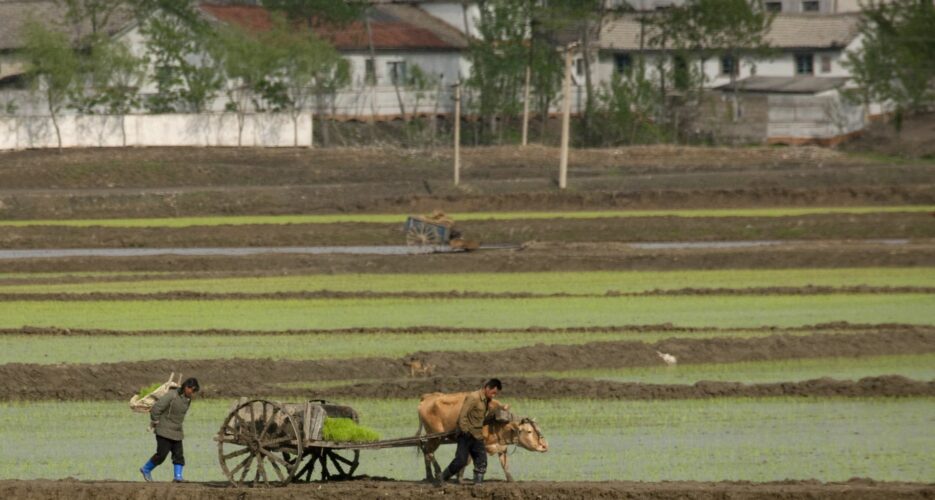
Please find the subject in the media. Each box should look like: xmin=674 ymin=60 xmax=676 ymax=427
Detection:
xmin=3 ymin=213 xmax=934 ymax=249
xmin=3 ymin=328 xmax=932 ymax=401
xmin=1 ymin=478 xmax=932 ymax=500
xmin=3 ymin=240 xmax=934 ymax=274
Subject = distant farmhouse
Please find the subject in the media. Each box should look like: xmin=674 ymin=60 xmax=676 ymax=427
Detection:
xmin=0 ymin=0 xmax=896 ymax=148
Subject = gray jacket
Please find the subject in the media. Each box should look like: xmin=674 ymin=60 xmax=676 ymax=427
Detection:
xmin=150 ymin=390 xmax=191 ymax=441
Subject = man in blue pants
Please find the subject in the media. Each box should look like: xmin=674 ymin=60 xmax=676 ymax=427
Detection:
xmin=139 ymin=377 xmax=199 ymax=482
xmin=436 ymin=378 xmax=501 ymax=486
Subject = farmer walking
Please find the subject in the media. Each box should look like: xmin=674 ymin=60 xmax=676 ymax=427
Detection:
xmin=436 ymin=378 xmax=501 ymax=486
xmin=140 ymin=377 xmax=199 ymax=482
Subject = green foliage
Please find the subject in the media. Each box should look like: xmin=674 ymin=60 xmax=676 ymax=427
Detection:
xmin=136 ymin=0 xmax=221 ymax=113
xmin=468 ymin=0 xmax=531 ymax=135
xmin=72 ymin=36 xmax=145 ymax=117
xmin=137 ymin=381 xmax=164 ymax=399
xmin=59 ymin=0 xmax=127 ymax=38
xmin=321 ymin=417 xmax=380 ymax=442
xmin=21 ymin=20 xmax=82 ymax=148
xmin=594 ymin=66 xmax=670 ymax=145
xmin=844 ymin=0 xmax=935 ymax=130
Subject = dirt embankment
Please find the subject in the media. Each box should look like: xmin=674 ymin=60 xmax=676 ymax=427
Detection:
xmin=3 ymin=240 xmax=934 ymax=274
xmin=2 ymin=329 xmax=933 ymax=401
xmin=0 ymin=286 xmax=931 ymax=302
xmin=0 ymin=478 xmax=932 ymax=500
xmin=2 ymin=212 xmax=933 ymax=249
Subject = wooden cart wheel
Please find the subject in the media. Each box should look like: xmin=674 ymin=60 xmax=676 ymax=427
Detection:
xmin=406 ymin=223 xmax=441 ymax=246
xmin=285 ymin=447 xmax=359 ymax=482
xmin=319 ymin=448 xmax=360 ymax=480
xmin=217 ymin=399 xmax=303 ymax=487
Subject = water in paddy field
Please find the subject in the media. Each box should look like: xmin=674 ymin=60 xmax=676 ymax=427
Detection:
xmin=0 ymin=240 xmax=910 ymax=259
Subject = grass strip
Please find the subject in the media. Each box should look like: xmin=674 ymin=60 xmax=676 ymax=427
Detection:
xmin=528 ymin=353 xmax=935 ymax=385
xmin=1 ymin=268 xmax=932 ymax=295
xmin=0 ymin=329 xmax=835 ymax=365
xmin=0 ymin=294 xmax=931 ymax=331
xmin=2 ymin=206 xmax=933 ymax=228
xmin=0 ymin=398 xmax=931 ymax=482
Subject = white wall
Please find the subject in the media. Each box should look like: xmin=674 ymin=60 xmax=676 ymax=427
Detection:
xmin=768 ymin=91 xmax=865 ymax=139
xmin=419 ymin=2 xmax=481 ymax=38
xmin=0 ymin=113 xmax=313 ymax=150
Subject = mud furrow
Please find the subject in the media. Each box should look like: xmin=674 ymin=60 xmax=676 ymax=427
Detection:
xmin=1 ymin=329 xmax=932 ymax=401
xmin=0 ymin=286 xmax=931 ymax=302
xmin=0 ymin=478 xmax=932 ymax=500
xmin=4 ymin=321 xmax=927 ymax=337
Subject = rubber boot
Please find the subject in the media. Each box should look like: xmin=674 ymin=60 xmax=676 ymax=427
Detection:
xmin=173 ymin=464 xmax=184 ymax=483
xmin=473 ymin=472 xmax=484 ymax=486
xmin=434 ymin=468 xmax=452 ymax=487
xmin=139 ymin=460 xmax=155 ymax=482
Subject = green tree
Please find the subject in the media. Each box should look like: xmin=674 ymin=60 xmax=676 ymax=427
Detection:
xmin=58 ymin=0 xmax=128 ymax=39
xmin=595 ymin=66 xmax=669 ymax=145
xmin=535 ymin=0 xmax=607 ymax=144
xmin=468 ymin=0 xmax=530 ymax=143
xmin=75 ymin=36 xmax=146 ymax=145
xmin=22 ymin=20 xmax=82 ymax=149
xmin=211 ymin=24 xmax=279 ymax=146
xmin=845 ymin=0 xmax=935 ymax=131
xmin=262 ymin=16 xmax=346 ymax=147
xmin=135 ymin=0 xmax=221 ymax=113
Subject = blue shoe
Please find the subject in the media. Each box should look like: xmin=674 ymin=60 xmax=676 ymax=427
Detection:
xmin=173 ymin=464 xmax=184 ymax=483
xmin=140 ymin=460 xmax=155 ymax=482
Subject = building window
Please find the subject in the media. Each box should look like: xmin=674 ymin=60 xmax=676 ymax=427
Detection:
xmin=795 ymin=53 xmax=814 ymax=75
xmin=614 ymin=53 xmax=632 ymax=74
xmin=721 ymin=55 xmax=738 ymax=76
xmin=364 ymin=59 xmax=376 ymax=85
xmin=820 ymin=55 xmax=832 ymax=73
xmin=765 ymin=1 xmax=782 ymax=12
xmin=575 ymin=57 xmax=586 ymax=77
xmin=387 ymin=61 xmax=407 ymax=85
xmin=802 ymin=0 xmax=820 ymax=11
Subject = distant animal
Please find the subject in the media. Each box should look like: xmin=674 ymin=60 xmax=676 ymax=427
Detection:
xmin=415 ymin=392 xmax=548 ymax=483
xmin=403 ymin=358 xmax=436 ymax=378
xmin=656 ymin=350 xmax=677 ymax=365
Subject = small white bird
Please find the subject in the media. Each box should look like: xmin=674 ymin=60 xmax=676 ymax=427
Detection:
xmin=656 ymin=350 xmax=677 ymax=366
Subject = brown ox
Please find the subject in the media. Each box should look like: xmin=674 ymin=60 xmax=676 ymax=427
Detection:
xmin=415 ymin=391 xmax=548 ymax=482
xmin=403 ymin=358 xmax=436 ymax=378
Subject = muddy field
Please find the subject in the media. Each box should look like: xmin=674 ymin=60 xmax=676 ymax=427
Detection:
xmin=3 ymin=327 xmax=932 ymax=401
xmin=3 ymin=145 xmax=933 ymax=493
xmin=1 ymin=479 xmax=932 ymax=500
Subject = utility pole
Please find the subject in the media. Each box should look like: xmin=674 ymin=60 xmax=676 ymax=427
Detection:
xmin=453 ymin=81 xmax=461 ymax=186
xmin=559 ymin=42 xmax=577 ymax=190
xmin=521 ymin=64 xmax=531 ymax=147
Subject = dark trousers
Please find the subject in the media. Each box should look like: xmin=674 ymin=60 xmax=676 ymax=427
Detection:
xmin=444 ymin=432 xmax=487 ymax=476
xmin=151 ymin=435 xmax=185 ymax=466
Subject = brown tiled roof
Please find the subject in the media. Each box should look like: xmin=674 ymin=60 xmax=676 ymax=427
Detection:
xmin=599 ymin=13 xmax=861 ymax=51
xmin=199 ymin=3 xmax=468 ymax=51
xmin=0 ymin=0 xmax=136 ymax=51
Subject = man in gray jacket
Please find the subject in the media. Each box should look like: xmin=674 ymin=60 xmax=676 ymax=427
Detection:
xmin=140 ymin=377 xmax=199 ymax=482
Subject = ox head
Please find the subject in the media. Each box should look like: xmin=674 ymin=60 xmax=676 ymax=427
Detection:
xmin=515 ymin=417 xmax=548 ymax=453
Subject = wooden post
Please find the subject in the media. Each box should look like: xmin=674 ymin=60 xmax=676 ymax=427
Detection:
xmin=559 ymin=44 xmax=574 ymax=190
xmin=453 ymin=81 xmax=461 ymax=186
xmin=521 ymin=64 xmax=531 ymax=147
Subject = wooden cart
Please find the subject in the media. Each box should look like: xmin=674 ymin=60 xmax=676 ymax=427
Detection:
xmin=215 ymin=398 xmax=455 ymax=487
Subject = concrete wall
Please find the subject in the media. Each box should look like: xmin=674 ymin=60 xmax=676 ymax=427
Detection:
xmin=0 ymin=113 xmax=313 ymax=150
xmin=768 ymin=91 xmax=865 ymax=141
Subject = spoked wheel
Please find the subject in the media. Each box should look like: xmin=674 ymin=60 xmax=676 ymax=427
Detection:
xmin=217 ymin=399 xmax=303 ymax=487
xmin=406 ymin=223 xmax=441 ymax=246
xmin=287 ymin=447 xmax=360 ymax=482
